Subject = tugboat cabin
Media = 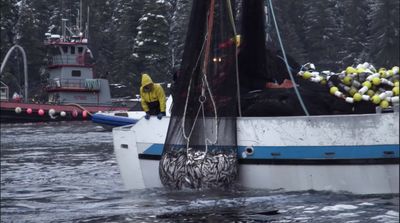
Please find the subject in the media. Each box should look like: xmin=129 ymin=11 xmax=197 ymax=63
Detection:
xmin=43 ymin=27 xmax=111 ymax=106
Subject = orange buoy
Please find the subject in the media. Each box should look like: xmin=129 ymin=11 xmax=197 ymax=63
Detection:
xmin=27 ymin=108 xmax=32 ymax=114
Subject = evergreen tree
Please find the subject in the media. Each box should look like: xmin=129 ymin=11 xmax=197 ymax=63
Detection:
xmin=169 ymin=0 xmax=192 ymax=71
xmin=269 ymin=0 xmax=307 ymax=65
xmin=0 ymin=0 xmax=19 ymax=95
xmin=109 ymin=0 xmax=144 ymax=96
xmin=86 ymin=0 xmax=117 ymax=79
xmin=2 ymin=0 xmax=398 ymax=99
xmin=0 ymin=0 xmax=18 ymax=58
xmin=133 ymin=0 xmax=172 ymax=84
xmin=367 ymin=0 xmax=399 ymax=68
xmin=303 ymin=0 xmax=343 ymax=70
xmin=14 ymin=0 xmax=48 ymax=97
xmin=338 ymin=0 xmax=370 ymax=67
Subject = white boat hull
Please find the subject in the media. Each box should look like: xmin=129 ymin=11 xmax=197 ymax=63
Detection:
xmin=113 ymin=112 xmax=399 ymax=194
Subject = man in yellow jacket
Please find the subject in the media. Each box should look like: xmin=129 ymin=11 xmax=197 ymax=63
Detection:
xmin=140 ymin=73 xmax=166 ymax=120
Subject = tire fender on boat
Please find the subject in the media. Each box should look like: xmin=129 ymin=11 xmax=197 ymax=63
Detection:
xmin=245 ymin=146 xmax=255 ymax=156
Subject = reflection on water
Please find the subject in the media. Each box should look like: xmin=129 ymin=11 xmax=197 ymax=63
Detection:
xmin=1 ymin=122 xmax=399 ymax=222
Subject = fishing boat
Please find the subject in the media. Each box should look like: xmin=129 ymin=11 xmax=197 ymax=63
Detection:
xmin=0 ymin=7 xmax=129 ymax=123
xmin=113 ymin=0 xmax=399 ymax=194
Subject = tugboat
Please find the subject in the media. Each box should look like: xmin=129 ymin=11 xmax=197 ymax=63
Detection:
xmin=0 ymin=13 xmax=130 ymax=123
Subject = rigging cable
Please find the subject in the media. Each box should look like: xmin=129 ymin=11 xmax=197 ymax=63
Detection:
xmin=226 ymin=0 xmax=242 ymax=116
xmin=182 ymin=0 xmax=219 ymax=155
xmin=200 ymin=0 xmax=219 ymax=148
xmin=267 ymin=0 xmax=310 ymax=116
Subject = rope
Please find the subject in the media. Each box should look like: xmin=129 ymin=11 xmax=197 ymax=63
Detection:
xmin=65 ymin=103 xmax=93 ymax=116
xmin=267 ymin=0 xmax=310 ymax=116
xmin=226 ymin=0 xmax=242 ymax=117
xmin=201 ymin=0 xmax=218 ymax=147
xmin=202 ymin=0 xmax=215 ymax=75
xmin=182 ymin=36 xmax=207 ymax=141
xmin=202 ymin=69 xmax=218 ymax=145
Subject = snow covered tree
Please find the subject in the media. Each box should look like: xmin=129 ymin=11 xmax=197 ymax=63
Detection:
xmin=0 ymin=0 xmax=19 ymax=93
xmin=109 ymin=0 xmax=144 ymax=96
xmin=302 ymin=0 xmax=343 ymax=70
xmin=133 ymin=0 xmax=172 ymax=84
xmin=86 ymin=0 xmax=117 ymax=79
xmin=0 ymin=0 xmax=18 ymax=58
xmin=337 ymin=0 xmax=370 ymax=67
xmin=13 ymin=0 xmax=49 ymax=96
xmin=367 ymin=0 xmax=399 ymax=68
xmin=269 ymin=0 xmax=307 ymax=65
xmin=169 ymin=0 xmax=192 ymax=71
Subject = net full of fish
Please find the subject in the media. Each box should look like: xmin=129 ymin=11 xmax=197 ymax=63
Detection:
xmin=159 ymin=146 xmax=238 ymax=189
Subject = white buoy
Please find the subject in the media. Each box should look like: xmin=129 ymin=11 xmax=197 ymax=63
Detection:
xmin=390 ymin=96 xmax=399 ymax=103
xmin=358 ymin=86 xmax=369 ymax=94
xmin=366 ymin=73 xmax=380 ymax=81
xmin=362 ymin=95 xmax=370 ymax=101
xmin=392 ymin=66 xmax=399 ymax=75
xmin=15 ymin=107 xmax=22 ymax=113
xmin=345 ymin=97 xmax=354 ymax=103
xmin=60 ymin=111 xmax=66 ymax=117
xmin=49 ymin=108 xmax=56 ymax=116
xmin=334 ymin=91 xmax=344 ymax=98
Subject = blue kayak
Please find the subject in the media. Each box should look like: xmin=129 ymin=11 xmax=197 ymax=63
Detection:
xmin=91 ymin=111 xmax=144 ymax=130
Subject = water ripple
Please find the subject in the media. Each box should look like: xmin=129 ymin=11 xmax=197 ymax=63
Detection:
xmin=1 ymin=122 xmax=399 ymax=222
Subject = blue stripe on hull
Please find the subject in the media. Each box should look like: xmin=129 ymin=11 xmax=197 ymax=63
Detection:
xmin=143 ymin=144 xmax=400 ymax=159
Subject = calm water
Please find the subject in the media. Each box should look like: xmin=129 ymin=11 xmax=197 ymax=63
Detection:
xmin=1 ymin=122 xmax=399 ymax=223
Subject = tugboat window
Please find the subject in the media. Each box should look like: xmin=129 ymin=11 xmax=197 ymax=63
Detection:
xmin=71 ymin=46 xmax=75 ymax=54
xmin=78 ymin=47 xmax=83 ymax=53
xmin=51 ymin=47 xmax=61 ymax=55
xmin=72 ymin=70 xmax=81 ymax=77
xmin=62 ymin=46 xmax=68 ymax=53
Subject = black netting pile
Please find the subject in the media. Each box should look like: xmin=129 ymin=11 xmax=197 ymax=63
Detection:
xmin=237 ymin=0 xmax=359 ymax=116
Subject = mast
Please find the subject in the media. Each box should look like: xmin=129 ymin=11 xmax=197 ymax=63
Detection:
xmin=79 ymin=0 xmax=83 ymax=33
xmin=86 ymin=6 xmax=90 ymax=40
xmin=61 ymin=19 xmax=67 ymax=40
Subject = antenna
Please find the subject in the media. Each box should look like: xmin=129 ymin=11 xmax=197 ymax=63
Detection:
xmin=79 ymin=0 xmax=83 ymax=33
xmin=61 ymin=18 xmax=68 ymax=39
xmin=76 ymin=9 xmax=79 ymax=33
xmin=86 ymin=6 xmax=90 ymax=40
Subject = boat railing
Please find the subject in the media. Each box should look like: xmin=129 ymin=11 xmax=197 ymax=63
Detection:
xmin=0 ymin=81 xmax=9 ymax=101
xmin=49 ymin=54 xmax=92 ymax=66
xmin=47 ymin=79 xmax=100 ymax=91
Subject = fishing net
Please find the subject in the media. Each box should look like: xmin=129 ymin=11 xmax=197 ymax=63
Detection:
xmin=160 ymin=0 xmax=239 ymax=189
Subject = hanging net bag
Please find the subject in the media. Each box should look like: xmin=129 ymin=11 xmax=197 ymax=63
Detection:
xmin=159 ymin=0 xmax=240 ymax=189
